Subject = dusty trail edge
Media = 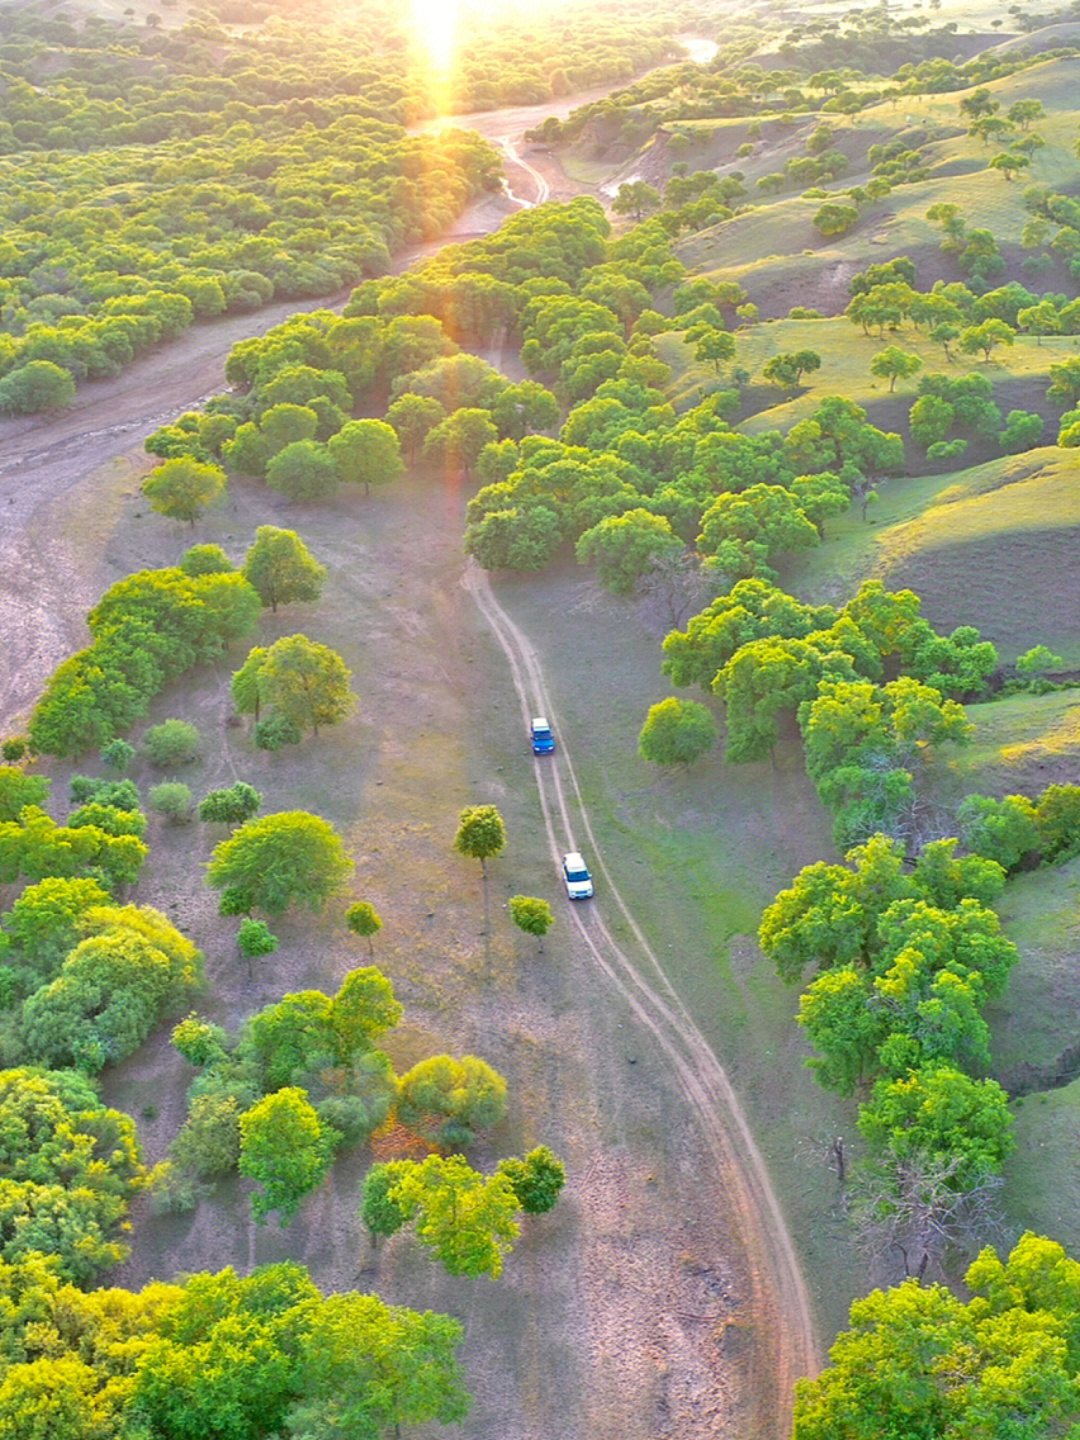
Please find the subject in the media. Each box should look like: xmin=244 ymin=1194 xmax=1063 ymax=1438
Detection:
xmin=463 ymin=560 xmax=819 ymax=1436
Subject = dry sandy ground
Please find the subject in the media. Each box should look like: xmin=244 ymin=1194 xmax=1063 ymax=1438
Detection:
xmin=0 ymin=104 xmax=815 ymax=1440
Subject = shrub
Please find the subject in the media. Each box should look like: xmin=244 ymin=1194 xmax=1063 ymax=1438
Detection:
xmin=149 ymin=782 xmax=194 ymax=823
xmin=143 ymin=719 xmax=201 ymax=767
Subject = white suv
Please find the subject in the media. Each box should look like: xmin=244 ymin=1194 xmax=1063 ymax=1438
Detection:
xmin=561 ymin=852 xmax=594 ymax=900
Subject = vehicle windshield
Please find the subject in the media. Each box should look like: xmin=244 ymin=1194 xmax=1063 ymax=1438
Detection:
xmin=566 ymin=865 xmax=589 ymax=882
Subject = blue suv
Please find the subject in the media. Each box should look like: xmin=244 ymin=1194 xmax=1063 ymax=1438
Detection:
xmin=530 ymin=716 xmax=555 ymax=754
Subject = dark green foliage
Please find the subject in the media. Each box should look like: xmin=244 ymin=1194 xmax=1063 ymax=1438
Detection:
xmin=497 ymin=1146 xmax=566 ymax=1214
xmin=254 ymin=713 xmax=302 ymax=752
xmin=69 ymin=776 xmax=139 ymax=810
xmin=148 ymin=784 xmax=194 ymax=823
xmin=360 ymin=1162 xmax=410 ymax=1242
xmin=18 ymin=904 xmax=203 ymax=1072
xmin=0 ymin=361 xmax=75 ymax=415
xmin=198 ymin=782 xmax=262 ymax=827
xmin=99 ymin=739 xmax=135 ymax=774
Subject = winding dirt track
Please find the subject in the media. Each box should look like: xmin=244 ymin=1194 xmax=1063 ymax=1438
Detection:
xmin=464 ymin=562 xmax=817 ymax=1435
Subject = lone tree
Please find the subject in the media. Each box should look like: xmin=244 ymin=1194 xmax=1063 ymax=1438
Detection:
xmin=762 ymin=350 xmax=821 ymax=389
xmin=255 ymin=633 xmax=354 ymax=737
xmin=638 ymin=696 xmax=719 ymax=767
xmin=389 ymin=1154 xmax=521 ymax=1279
xmin=453 ymin=804 xmax=506 ymax=876
xmin=236 ymin=917 xmax=279 ymax=977
xmin=208 ymin=810 xmax=353 ymax=916
xmin=497 ymin=1145 xmax=566 ymax=1214
xmin=508 ymin=895 xmax=554 ymax=952
xmin=612 ymin=180 xmax=661 ymax=221
xmin=198 ymin=781 xmax=262 ymax=828
xmin=345 ymin=900 xmax=382 ymax=957
xmin=870 ymin=346 xmax=923 ymax=392
xmin=142 ymin=457 xmax=226 ymax=526
xmin=242 ymin=526 xmax=326 ymax=612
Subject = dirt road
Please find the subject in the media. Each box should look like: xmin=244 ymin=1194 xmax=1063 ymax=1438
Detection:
xmin=465 ymin=562 xmax=817 ymax=1434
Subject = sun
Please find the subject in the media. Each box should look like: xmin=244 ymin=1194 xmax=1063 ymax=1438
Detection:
xmin=410 ymin=0 xmax=460 ymax=87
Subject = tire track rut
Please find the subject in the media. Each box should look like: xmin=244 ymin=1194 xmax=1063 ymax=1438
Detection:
xmin=464 ymin=558 xmax=818 ymax=1437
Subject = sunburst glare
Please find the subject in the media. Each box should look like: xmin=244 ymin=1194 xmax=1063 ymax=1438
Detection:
xmin=410 ymin=0 xmax=460 ymax=111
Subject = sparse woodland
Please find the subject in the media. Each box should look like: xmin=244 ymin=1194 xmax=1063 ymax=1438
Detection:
xmin=6 ymin=0 xmax=1080 ymax=1433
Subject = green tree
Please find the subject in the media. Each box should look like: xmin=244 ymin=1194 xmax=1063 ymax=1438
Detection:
xmin=360 ymin=1161 xmax=410 ymax=1247
xmin=999 ymin=408 xmax=1043 ymax=453
xmin=422 ymin=408 xmax=499 ymax=478
xmin=762 ymin=351 xmax=822 ymax=389
xmin=0 ymin=1067 xmax=144 ymax=1282
xmin=208 ymin=811 xmax=352 ymax=916
xmin=1 ymin=875 xmax=110 ymax=988
xmin=1047 ymin=356 xmax=1080 ymax=406
xmin=396 ymin=1053 xmax=508 ymax=1148
xmin=575 ymin=509 xmax=682 ymax=595
xmin=612 ymin=181 xmax=661 ymax=220
xmin=265 ymin=440 xmax=339 ymax=501
xmin=345 ymin=900 xmax=382 ymax=957
xmin=958 ymin=793 xmax=1040 ymax=870
xmin=287 ymin=1291 xmax=470 ymax=1436
xmin=0 ymin=766 xmax=49 ymax=823
xmin=638 ymin=696 xmax=718 ymax=766
xmin=327 ymin=418 xmax=404 ymax=495
xmin=231 ymin=646 xmax=268 ymax=723
xmin=858 ymin=1063 xmax=1015 ymax=1187
xmin=239 ymin=1087 xmax=335 ymax=1225
xmin=988 ymin=150 xmax=1030 ymax=181
xmin=0 ymin=361 xmax=76 ymax=414
xmin=242 ymin=527 xmax=326 ymax=613
xmin=694 ymin=329 xmax=736 ymax=372
xmin=958 ymin=318 xmax=1015 ymax=361
xmin=813 ymin=203 xmax=858 ymax=237
xmin=390 ymin=1154 xmax=520 ymax=1278
xmin=496 ymin=1145 xmax=566 ymax=1214
xmin=142 ymin=457 xmax=226 ymax=526
xmin=236 ymin=918 xmax=279 ymax=975
xmin=256 ymin=634 xmax=354 ymax=737
xmin=508 ymin=895 xmax=554 ymax=952
xmin=198 ymin=781 xmax=262 ymax=827
xmin=870 ymin=346 xmax=922 ymax=392
xmin=385 ymin=393 xmax=447 ymax=460
xmin=793 ymin=1233 xmax=1080 ymax=1439
xmin=452 ymin=804 xmax=506 ymax=877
